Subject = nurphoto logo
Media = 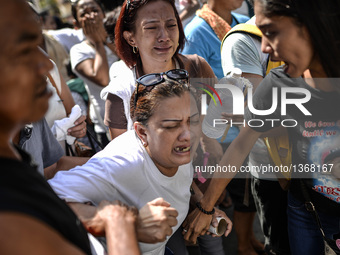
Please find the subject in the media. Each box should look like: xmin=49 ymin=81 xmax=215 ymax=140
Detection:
xmin=201 ymin=83 xmax=312 ymax=129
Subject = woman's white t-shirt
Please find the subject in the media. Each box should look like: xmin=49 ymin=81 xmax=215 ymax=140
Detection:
xmin=49 ymin=130 xmax=193 ymax=255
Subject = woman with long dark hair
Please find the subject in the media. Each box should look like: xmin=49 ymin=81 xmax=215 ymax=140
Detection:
xmin=183 ymin=1 xmax=340 ymax=254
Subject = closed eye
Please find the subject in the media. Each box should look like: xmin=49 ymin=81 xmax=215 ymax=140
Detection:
xmin=162 ymin=121 xmax=181 ymax=129
xmin=163 ymin=122 xmax=180 ymax=129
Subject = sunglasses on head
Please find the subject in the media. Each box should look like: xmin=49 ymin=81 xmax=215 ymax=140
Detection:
xmin=134 ymin=69 xmax=189 ymax=107
xmin=125 ymin=0 xmax=139 ymax=18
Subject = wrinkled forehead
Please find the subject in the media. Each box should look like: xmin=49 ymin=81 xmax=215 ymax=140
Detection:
xmin=138 ymin=0 xmax=175 ymax=17
xmin=152 ymin=91 xmax=192 ymax=116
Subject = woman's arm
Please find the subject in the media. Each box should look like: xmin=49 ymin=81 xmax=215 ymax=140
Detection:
xmin=183 ymin=124 xmax=261 ymax=243
xmin=57 ymin=73 xmax=75 ymax=116
xmin=105 ymin=93 xmax=128 ymax=139
xmin=75 ymin=15 xmax=110 ymax=86
xmin=47 ymin=67 xmax=87 ymax=139
xmin=184 ymin=181 xmax=233 ymax=238
xmin=88 ymin=200 xmax=141 ymax=255
xmin=68 ymin=197 xmax=178 ymax=244
xmin=44 ymin=156 xmax=90 ymax=180
xmin=47 ymin=70 xmax=75 ymax=116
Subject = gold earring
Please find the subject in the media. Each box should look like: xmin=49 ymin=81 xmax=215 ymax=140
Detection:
xmin=133 ymin=46 xmax=138 ymax=54
xmin=142 ymin=141 xmax=147 ymax=147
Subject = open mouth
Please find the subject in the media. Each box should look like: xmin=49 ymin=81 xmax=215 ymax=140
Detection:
xmin=174 ymin=146 xmax=190 ymax=153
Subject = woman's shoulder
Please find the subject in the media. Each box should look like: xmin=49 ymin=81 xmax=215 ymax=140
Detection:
xmin=178 ymin=53 xmax=204 ymax=65
xmin=97 ymin=131 xmax=143 ymax=159
xmin=266 ymin=65 xmax=296 ymax=83
xmin=261 ymin=65 xmax=302 ymax=91
xmin=70 ymin=41 xmax=92 ymax=55
xmin=109 ymin=60 xmax=133 ymax=79
xmin=70 ymin=41 xmax=94 ymax=68
xmin=178 ymin=53 xmax=215 ymax=78
xmin=90 ymin=131 xmax=147 ymax=174
xmin=101 ymin=60 xmax=135 ymax=100
xmin=268 ymin=65 xmax=288 ymax=77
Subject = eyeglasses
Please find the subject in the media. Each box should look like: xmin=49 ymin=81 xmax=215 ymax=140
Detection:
xmin=134 ymin=69 xmax=189 ymax=106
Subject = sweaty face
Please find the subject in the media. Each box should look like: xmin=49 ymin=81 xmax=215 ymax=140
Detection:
xmin=126 ymin=0 xmax=179 ymax=67
xmin=142 ymin=92 xmax=200 ymax=177
xmin=0 ymin=1 xmax=53 ymax=127
xmin=254 ymin=1 xmax=315 ymax=78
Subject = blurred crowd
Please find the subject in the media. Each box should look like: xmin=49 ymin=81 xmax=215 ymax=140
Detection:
xmin=0 ymin=0 xmax=339 ymax=255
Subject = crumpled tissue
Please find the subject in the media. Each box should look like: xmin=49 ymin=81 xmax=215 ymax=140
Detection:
xmin=52 ymin=105 xmax=82 ymax=145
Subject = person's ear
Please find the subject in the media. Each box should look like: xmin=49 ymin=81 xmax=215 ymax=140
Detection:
xmin=134 ymin=122 xmax=148 ymax=147
xmin=123 ymin=31 xmax=137 ymax=47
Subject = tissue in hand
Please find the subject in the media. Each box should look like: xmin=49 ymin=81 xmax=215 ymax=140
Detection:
xmin=51 ymin=105 xmax=82 ymax=145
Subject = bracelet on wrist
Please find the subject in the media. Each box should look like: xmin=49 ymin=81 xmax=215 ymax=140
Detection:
xmin=195 ymin=202 xmax=215 ymax=215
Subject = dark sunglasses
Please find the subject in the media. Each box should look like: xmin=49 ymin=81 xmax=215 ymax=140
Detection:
xmin=134 ymin=69 xmax=189 ymax=106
